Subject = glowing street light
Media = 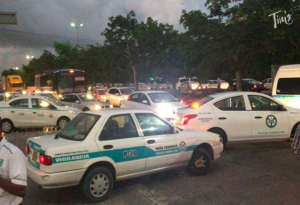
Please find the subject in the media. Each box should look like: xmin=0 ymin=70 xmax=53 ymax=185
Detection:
xmin=13 ymin=67 xmax=19 ymax=70
xmin=71 ymin=22 xmax=83 ymax=45
xmin=26 ymin=55 xmax=34 ymax=60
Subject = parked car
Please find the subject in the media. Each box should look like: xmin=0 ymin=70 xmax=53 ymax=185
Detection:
xmin=152 ymin=78 xmax=168 ymax=90
xmin=138 ymin=82 xmax=151 ymax=91
xmin=180 ymin=88 xmax=226 ymax=106
xmin=92 ymin=89 xmax=107 ymax=102
xmin=262 ymin=78 xmax=272 ymax=90
xmin=201 ymin=79 xmax=229 ymax=90
xmin=174 ymin=92 xmax=300 ymax=146
xmin=0 ymin=95 xmax=80 ymax=133
xmin=105 ymin=87 xmax=134 ymax=107
xmin=233 ymin=78 xmax=266 ymax=92
xmin=164 ymin=88 xmax=185 ymax=102
xmin=59 ymin=93 xmax=112 ymax=111
xmin=26 ymin=109 xmax=223 ymax=202
xmin=121 ymin=91 xmax=185 ymax=121
xmin=177 ymin=77 xmax=200 ymax=94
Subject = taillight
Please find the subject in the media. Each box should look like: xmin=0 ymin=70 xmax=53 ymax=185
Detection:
xmin=40 ymin=154 xmax=52 ymax=166
xmin=180 ymin=99 xmax=186 ymax=105
xmin=191 ymin=102 xmax=200 ymax=109
xmin=263 ymin=84 xmax=266 ymax=88
xmin=181 ymin=114 xmax=197 ymax=125
xmin=254 ymin=84 xmax=257 ymax=89
xmin=25 ymin=145 xmax=29 ymax=154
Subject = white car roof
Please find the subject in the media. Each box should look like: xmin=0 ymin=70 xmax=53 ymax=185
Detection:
xmin=87 ymin=108 xmax=155 ymax=116
xmin=208 ymin=91 xmax=268 ymax=99
xmin=109 ymin=87 xmax=132 ymax=89
xmin=130 ymin=90 xmax=168 ymax=94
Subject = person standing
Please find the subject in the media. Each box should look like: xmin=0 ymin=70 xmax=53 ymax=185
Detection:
xmin=0 ymin=118 xmax=27 ymax=205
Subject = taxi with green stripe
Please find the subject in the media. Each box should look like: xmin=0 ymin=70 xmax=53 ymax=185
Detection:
xmin=0 ymin=95 xmax=80 ymax=133
xmin=26 ymin=109 xmax=223 ymax=203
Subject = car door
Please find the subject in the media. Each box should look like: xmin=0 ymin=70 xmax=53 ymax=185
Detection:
xmin=97 ymin=114 xmax=147 ymax=176
xmin=247 ymin=95 xmax=289 ymax=140
xmin=31 ymin=98 xmax=56 ymax=126
xmin=107 ymin=88 xmax=117 ymax=105
xmin=8 ymin=98 xmax=32 ymax=127
xmin=212 ymin=95 xmax=252 ymax=141
xmin=134 ymin=113 xmax=184 ymax=170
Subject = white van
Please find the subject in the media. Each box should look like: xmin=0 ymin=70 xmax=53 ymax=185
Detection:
xmin=272 ymin=64 xmax=300 ymax=109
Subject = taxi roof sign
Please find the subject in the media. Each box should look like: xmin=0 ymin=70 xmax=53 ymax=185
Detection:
xmin=0 ymin=12 xmax=17 ymax=25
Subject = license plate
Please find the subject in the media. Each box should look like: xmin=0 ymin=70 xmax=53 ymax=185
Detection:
xmin=32 ymin=151 xmax=38 ymax=162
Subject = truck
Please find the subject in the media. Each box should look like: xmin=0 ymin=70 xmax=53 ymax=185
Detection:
xmin=1 ymin=75 xmax=25 ymax=93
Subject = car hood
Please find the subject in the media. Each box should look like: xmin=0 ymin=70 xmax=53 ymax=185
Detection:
xmin=82 ymin=101 xmax=110 ymax=106
xmin=58 ymin=105 xmax=81 ymax=112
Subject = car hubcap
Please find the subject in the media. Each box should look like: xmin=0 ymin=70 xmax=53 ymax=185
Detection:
xmin=90 ymin=174 xmax=109 ymax=197
xmin=194 ymin=156 xmax=206 ymax=169
xmin=59 ymin=119 xmax=68 ymax=128
xmin=2 ymin=122 xmax=11 ymax=132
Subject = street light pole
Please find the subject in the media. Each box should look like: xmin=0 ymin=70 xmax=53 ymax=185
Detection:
xmin=71 ymin=22 xmax=83 ymax=46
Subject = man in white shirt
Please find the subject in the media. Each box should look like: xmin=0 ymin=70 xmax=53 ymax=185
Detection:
xmin=0 ymin=118 xmax=27 ymax=205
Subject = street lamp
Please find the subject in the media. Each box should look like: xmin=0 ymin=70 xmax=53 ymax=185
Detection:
xmin=13 ymin=67 xmax=19 ymax=70
xmin=26 ymin=55 xmax=34 ymax=60
xmin=71 ymin=22 xmax=83 ymax=45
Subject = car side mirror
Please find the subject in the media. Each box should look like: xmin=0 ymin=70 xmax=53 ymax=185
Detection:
xmin=75 ymin=100 xmax=80 ymax=104
xmin=142 ymin=100 xmax=148 ymax=104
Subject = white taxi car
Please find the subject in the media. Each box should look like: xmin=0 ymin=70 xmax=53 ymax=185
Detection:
xmin=120 ymin=91 xmax=185 ymax=121
xmin=0 ymin=95 xmax=80 ymax=133
xmin=26 ymin=109 xmax=223 ymax=202
xmin=174 ymin=92 xmax=300 ymax=145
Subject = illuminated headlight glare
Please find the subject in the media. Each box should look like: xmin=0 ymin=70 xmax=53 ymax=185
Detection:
xmin=68 ymin=110 xmax=75 ymax=115
xmin=191 ymin=83 xmax=199 ymax=90
xmin=94 ymin=105 xmax=101 ymax=110
xmin=22 ymin=90 xmax=27 ymax=95
xmin=109 ymin=105 xmax=113 ymax=108
xmin=5 ymin=93 xmax=10 ymax=98
xmin=220 ymin=84 xmax=229 ymax=89
xmin=156 ymin=105 xmax=172 ymax=118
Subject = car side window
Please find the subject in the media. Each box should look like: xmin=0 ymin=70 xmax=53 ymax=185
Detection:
xmin=128 ymin=93 xmax=140 ymax=102
xmin=135 ymin=113 xmax=173 ymax=136
xmin=214 ymin=96 xmax=246 ymax=111
xmin=139 ymin=94 xmax=150 ymax=105
xmin=99 ymin=114 xmax=139 ymax=141
xmin=108 ymin=89 xmax=115 ymax=94
xmin=60 ymin=95 xmax=70 ymax=102
xmin=31 ymin=98 xmax=56 ymax=109
xmin=9 ymin=99 xmax=29 ymax=108
xmin=248 ymin=95 xmax=281 ymax=111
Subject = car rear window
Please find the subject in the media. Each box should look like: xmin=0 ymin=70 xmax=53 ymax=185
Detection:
xmin=56 ymin=113 xmax=100 ymax=141
xmin=277 ymin=78 xmax=300 ymax=94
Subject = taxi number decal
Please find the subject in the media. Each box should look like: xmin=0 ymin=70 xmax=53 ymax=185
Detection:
xmin=123 ymin=150 xmax=137 ymax=158
xmin=18 ymin=113 xmax=25 ymax=116
xmin=37 ymin=113 xmax=44 ymax=117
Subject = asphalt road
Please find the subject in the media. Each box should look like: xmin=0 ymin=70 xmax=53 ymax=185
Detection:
xmin=5 ymin=130 xmax=300 ymax=205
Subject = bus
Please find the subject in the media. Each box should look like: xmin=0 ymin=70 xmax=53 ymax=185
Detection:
xmin=35 ymin=69 xmax=86 ymax=97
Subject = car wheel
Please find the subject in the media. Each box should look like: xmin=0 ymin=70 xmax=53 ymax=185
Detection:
xmin=83 ymin=107 xmax=90 ymax=111
xmin=208 ymin=128 xmax=227 ymax=146
xmin=57 ymin=117 xmax=70 ymax=129
xmin=2 ymin=119 xmax=14 ymax=133
xmin=186 ymin=148 xmax=211 ymax=176
xmin=81 ymin=167 xmax=113 ymax=203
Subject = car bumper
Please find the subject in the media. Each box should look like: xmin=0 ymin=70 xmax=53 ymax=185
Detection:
xmin=27 ymin=161 xmax=86 ymax=189
xmin=212 ymin=144 xmax=223 ymax=160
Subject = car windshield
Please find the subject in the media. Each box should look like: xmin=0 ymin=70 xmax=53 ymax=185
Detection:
xmin=180 ymin=78 xmax=187 ymax=82
xmin=78 ymin=94 xmax=97 ymax=102
xmin=208 ymin=80 xmax=217 ymax=84
xmin=148 ymin=93 xmax=177 ymax=103
xmin=155 ymin=79 xmax=165 ymax=84
xmin=189 ymin=96 xmax=213 ymax=108
xmin=46 ymin=97 xmax=64 ymax=106
xmin=56 ymin=113 xmax=100 ymax=141
xmin=191 ymin=77 xmax=198 ymax=82
xmin=120 ymin=88 xmax=134 ymax=95
xmin=250 ymin=80 xmax=260 ymax=84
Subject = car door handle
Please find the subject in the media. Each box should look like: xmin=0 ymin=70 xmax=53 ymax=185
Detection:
xmin=11 ymin=111 xmax=14 ymax=113
xmin=103 ymin=145 xmax=113 ymax=149
xmin=147 ymin=140 xmax=156 ymax=144
xmin=218 ymin=117 xmax=227 ymax=120
xmin=33 ymin=112 xmax=37 ymax=114
xmin=255 ymin=116 xmax=262 ymax=119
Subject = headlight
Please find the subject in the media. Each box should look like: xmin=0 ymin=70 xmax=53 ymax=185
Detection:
xmin=109 ymin=104 xmax=113 ymax=108
xmin=93 ymin=105 xmax=102 ymax=110
xmin=22 ymin=90 xmax=27 ymax=95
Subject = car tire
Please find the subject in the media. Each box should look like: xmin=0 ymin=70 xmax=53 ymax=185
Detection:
xmin=81 ymin=167 xmax=113 ymax=203
xmin=2 ymin=119 xmax=14 ymax=133
xmin=83 ymin=107 xmax=90 ymax=111
xmin=57 ymin=117 xmax=70 ymax=129
xmin=186 ymin=148 xmax=211 ymax=176
xmin=208 ymin=128 xmax=227 ymax=146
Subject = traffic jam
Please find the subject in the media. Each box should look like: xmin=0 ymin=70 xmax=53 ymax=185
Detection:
xmin=1 ymin=65 xmax=300 ymax=203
